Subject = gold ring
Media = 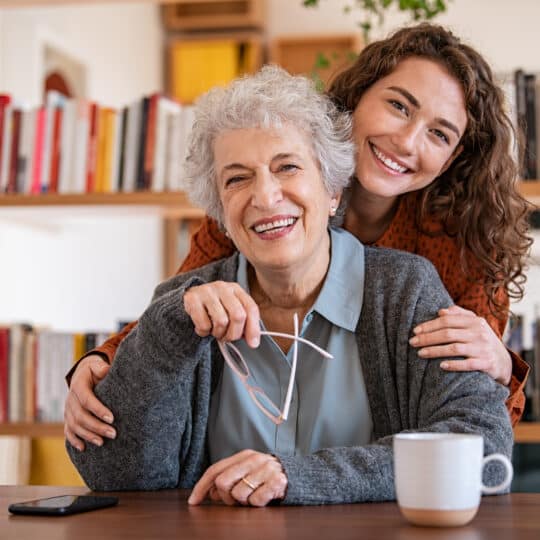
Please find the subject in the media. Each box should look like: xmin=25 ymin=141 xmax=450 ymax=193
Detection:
xmin=241 ymin=476 xmax=257 ymax=491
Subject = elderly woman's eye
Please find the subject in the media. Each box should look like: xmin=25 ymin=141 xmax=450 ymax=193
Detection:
xmin=225 ymin=175 xmax=248 ymax=186
xmin=278 ymin=164 xmax=300 ymax=173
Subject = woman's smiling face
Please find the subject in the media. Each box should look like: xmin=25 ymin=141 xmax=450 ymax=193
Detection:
xmin=214 ymin=124 xmax=338 ymax=275
xmin=352 ymin=57 xmax=468 ymax=199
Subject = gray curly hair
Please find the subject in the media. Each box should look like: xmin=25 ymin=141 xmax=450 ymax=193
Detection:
xmin=184 ymin=65 xmax=355 ymax=225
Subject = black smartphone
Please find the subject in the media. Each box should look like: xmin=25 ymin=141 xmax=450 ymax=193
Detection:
xmin=8 ymin=495 xmax=119 ymax=516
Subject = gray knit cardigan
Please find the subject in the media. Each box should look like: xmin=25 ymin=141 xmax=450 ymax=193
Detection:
xmin=67 ymin=247 xmax=513 ymax=505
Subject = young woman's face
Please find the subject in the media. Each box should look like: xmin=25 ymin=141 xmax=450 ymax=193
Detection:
xmin=352 ymin=57 xmax=468 ymax=199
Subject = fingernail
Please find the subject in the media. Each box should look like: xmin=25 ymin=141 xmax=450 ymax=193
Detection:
xmin=106 ymin=430 xmax=116 ymax=439
xmin=103 ymin=414 xmax=113 ymax=423
xmin=76 ymin=445 xmax=83 ymax=452
xmin=93 ymin=438 xmax=103 ymax=447
xmin=187 ymin=495 xmax=195 ymax=505
xmin=440 ymin=362 xmax=449 ymax=369
xmin=417 ymin=349 xmax=427 ymax=357
xmin=409 ymin=336 xmax=419 ymax=346
xmin=413 ymin=326 xmax=422 ymax=334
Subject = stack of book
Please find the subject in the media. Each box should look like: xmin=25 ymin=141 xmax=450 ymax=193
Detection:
xmin=0 ymin=91 xmax=195 ymax=195
xmin=499 ymin=70 xmax=540 ymax=181
xmin=0 ymin=324 xmax=111 ymax=423
xmin=505 ymin=313 xmax=540 ymax=421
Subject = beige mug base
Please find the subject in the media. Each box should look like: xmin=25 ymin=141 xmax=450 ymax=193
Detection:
xmin=399 ymin=506 xmax=479 ymax=527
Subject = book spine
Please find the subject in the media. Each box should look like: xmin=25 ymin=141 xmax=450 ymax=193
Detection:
xmin=524 ymin=73 xmax=537 ymax=180
xmin=6 ymin=109 xmax=22 ymax=193
xmin=136 ymin=96 xmax=150 ymax=191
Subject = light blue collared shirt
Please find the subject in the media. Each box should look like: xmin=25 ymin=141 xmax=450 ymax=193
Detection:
xmin=208 ymin=227 xmax=373 ymax=462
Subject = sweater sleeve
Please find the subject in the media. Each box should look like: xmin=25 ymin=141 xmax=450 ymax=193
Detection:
xmin=65 ymin=215 xmax=236 ymax=384
xmin=277 ymin=258 xmax=513 ymax=505
xmin=66 ymin=276 xmax=212 ymax=491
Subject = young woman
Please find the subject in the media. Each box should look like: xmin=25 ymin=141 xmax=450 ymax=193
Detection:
xmin=64 ymin=23 xmax=532 ymax=451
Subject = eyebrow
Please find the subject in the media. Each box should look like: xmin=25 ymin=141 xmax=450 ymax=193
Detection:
xmin=387 ymin=85 xmax=462 ymax=138
xmin=221 ymin=153 xmax=301 ymax=172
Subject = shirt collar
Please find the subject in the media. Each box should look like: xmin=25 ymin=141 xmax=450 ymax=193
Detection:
xmin=236 ymin=226 xmax=365 ymax=332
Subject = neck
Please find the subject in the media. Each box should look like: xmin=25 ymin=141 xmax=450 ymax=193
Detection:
xmin=247 ymin=235 xmax=330 ymax=330
xmin=344 ymin=181 xmax=400 ymax=244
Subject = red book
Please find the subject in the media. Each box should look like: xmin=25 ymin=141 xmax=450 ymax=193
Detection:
xmin=0 ymin=95 xmax=12 ymax=185
xmin=48 ymin=107 xmax=63 ymax=193
xmin=6 ymin=109 xmax=21 ymax=193
xmin=86 ymin=102 xmax=99 ymax=193
xmin=31 ymin=107 xmax=46 ymax=194
xmin=0 ymin=327 xmax=9 ymax=423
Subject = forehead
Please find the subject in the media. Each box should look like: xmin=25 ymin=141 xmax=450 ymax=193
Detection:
xmin=213 ymin=124 xmax=314 ymax=167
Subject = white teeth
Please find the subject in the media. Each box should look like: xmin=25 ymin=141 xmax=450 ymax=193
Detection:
xmin=253 ymin=217 xmax=296 ymax=233
xmin=371 ymin=145 xmax=408 ymax=173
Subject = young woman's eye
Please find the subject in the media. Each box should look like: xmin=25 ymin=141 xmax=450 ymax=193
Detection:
xmin=432 ymin=129 xmax=450 ymax=144
xmin=389 ymin=100 xmax=408 ymax=115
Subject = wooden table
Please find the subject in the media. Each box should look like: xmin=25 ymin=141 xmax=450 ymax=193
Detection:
xmin=2 ymin=485 xmax=540 ymax=540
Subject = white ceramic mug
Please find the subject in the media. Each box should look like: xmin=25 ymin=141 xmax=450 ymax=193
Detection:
xmin=393 ymin=433 xmax=513 ymax=527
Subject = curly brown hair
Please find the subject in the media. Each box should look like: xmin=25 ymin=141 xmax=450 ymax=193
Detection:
xmin=328 ymin=22 xmax=533 ymax=317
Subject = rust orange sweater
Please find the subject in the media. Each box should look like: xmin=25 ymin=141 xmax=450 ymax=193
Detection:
xmin=89 ymin=192 xmax=528 ymax=426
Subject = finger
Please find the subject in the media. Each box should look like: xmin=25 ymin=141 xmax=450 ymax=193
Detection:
xmin=414 ymin=313 xmax=478 ymax=335
xmin=237 ymin=291 xmax=261 ymax=348
xmin=65 ymin=403 xmax=104 ymax=447
xmin=247 ymin=473 xmax=288 ymax=507
xmin=67 ymin=391 xmax=117 ymax=441
xmin=219 ymin=288 xmax=249 ymax=343
xmin=439 ymin=358 xmax=492 ymax=373
xmin=64 ymin=424 xmax=85 ymax=452
xmin=184 ymin=290 xmax=214 ymax=337
xmin=416 ymin=342 xmax=479 ymax=359
xmin=188 ymin=450 xmax=258 ymax=505
xmin=439 ymin=305 xmax=475 ymax=317
xmin=75 ymin=384 xmax=115 ymax=425
xmin=409 ymin=328 xmax=474 ymax=348
xmin=89 ymin=360 xmax=110 ymax=385
xmin=231 ymin=459 xmax=287 ymax=506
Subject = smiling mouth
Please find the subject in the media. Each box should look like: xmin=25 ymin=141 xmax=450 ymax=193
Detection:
xmin=252 ymin=217 xmax=298 ymax=235
xmin=370 ymin=143 xmax=410 ymax=174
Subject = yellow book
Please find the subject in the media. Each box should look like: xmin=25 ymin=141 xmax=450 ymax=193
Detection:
xmin=94 ymin=107 xmax=108 ymax=192
xmin=101 ymin=108 xmax=116 ymax=193
xmin=73 ymin=333 xmax=86 ymax=364
xmin=171 ymin=40 xmax=239 ymax=103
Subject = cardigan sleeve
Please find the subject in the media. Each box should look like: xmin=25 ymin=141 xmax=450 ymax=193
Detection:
xmin=65 ymin=215 xmax=236 ymax=384
xmin=277 ymin=256 xmax=513 ymax=505
xmin=66 ymin=276 xmax=212 ymax=491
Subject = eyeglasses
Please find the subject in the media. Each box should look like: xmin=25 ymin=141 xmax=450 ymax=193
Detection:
xmin=217 ymin=313 xmax=333 ymax=425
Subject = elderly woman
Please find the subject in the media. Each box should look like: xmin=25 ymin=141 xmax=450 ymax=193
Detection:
xmin=67 ymin=66 xmax=512 ymax=506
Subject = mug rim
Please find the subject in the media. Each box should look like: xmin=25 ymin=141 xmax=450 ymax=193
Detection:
xmin=394 ymin=432 xmax=482 ymax=442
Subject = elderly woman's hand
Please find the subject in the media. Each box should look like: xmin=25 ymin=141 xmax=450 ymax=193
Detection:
xmin=409 ymin=305 xmax=512 ymax=385
xmin=184 ymin=281 xmax=261 ymax=347
xmin=188 ymin=449 xmax=288 ymax=507
xmin=64 ymin=355 xmax=116 ymax=451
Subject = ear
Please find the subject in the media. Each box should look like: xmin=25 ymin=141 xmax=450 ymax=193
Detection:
xmin=440 ymin=144 xmax=463 ymax=176
xmin=329 ymin=193 xmax=342 ymax=217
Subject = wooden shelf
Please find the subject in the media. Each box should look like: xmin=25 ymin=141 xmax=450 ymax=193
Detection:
xmin=0 ymin=191 xmax=205 ymax=219
xmin=1 ymin=422 xmax=538 ymax=442
xmin=514 ymin=422 xmax=540 ymax=444
xmin=0 ymin=0 xmax=181 ymax=6
xmin=0 ymin=422 xmax=64 ymax=438
xmin=518 ymin=181 xmax=540 ymax=206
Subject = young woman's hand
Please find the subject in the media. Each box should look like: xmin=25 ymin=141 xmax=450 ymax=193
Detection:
xmin=409 ymin=305 xmax=512 ymax=385
xmin=184 ymin=281 xmax=261 ymax=347
xmin=188 ymin=449 xmax=288 ymax=507
xmin=64 ymin=355 xmax=116 ymax=451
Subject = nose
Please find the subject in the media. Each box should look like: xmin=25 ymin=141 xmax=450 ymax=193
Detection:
xmin=390 ymin=121 xmax=423 ymax=155
xmin=251 ymin=169 xmax=283 ymax=209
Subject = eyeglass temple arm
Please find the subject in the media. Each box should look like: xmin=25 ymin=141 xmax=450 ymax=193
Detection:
xmin=281 ymin=313 xmax=299 ymax=421
xmin=260 ymin=331 xmax=333 ymax=359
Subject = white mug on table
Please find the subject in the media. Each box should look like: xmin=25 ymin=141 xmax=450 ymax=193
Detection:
xmin=393 ymin=433 xmax=513 ymax=527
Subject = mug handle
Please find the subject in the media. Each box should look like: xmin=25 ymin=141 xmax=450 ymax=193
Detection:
xmin=481 ymin=453 xmax=513 ymax=494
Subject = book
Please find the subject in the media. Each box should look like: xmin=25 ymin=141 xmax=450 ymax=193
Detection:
xmin=6 ymin=108 xmax=22 ymax=193
xmin=0 ymin=327 xmax=9 ymax=422
xmin=136 ymin=96 xmax=150 ymax=191
xmin=0 ymin=104 xmax=13 ymax=193
xmin=122 ymin=99 xmax=142 ymax=192
xmin=86 ymin=102 xmax=99 ymax=193
xmin=41 ymin=91 xmax=66 ymax=193
xmin=0 ymin=95 xmax=12 ymax=192
xmin=48 ymin=107 xmax=64 ymax=193
xmin=143 ymin=93 xmax=160 ymax=190
xmin=524 ymin=73 xmax=537 ymax=179
xmin=57 ymin=99 xmax=77 ymax=194
xmin=71 ymin=99 xmax=91 ymax=194
xmin=30 ymin=107 xmax=46 ymax=195
xmin=18 ymin=108 xmax=36 ymax=194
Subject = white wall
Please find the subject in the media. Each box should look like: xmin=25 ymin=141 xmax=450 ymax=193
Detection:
xmin=268 ymin=0 xmax=540 ymax=72
xmin=0 ymin=2 xmax=164 ymax=332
